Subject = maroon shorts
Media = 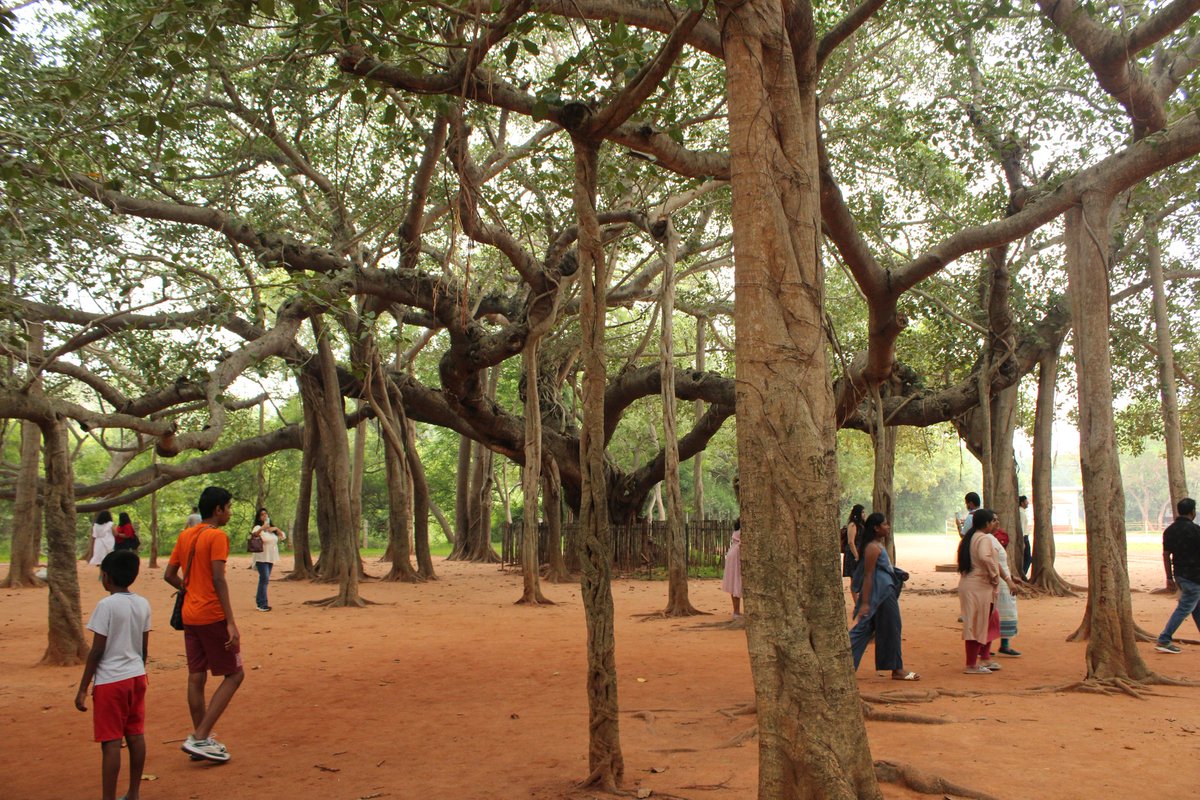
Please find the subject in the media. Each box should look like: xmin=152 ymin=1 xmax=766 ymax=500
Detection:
xmin=93 ymin=675 xmax=147 ymax=742
xmin=183 ymin=620 xmax=243 ymax=676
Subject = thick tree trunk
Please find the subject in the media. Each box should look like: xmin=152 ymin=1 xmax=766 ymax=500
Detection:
xmin=989 ymin=385 xmax=1022 ymax=576
xmin=1147 ymin=221 xmax=1188 ymax=508
xmin=542 ymin=458 xmax=570 ymax=582
xmin=285 ymin=388 xmax=318 ymax=580
xmin=350 ymin=408 xmax=367 ymax=549
xmin=659 ymin=219 xmax=701 ymax=616
xmin=306 ymin=317 xmax=364 ymax=607
xmin=450 ymin=435 xmax=472 ymax=560
xmin=1064 ymin=196 xmax=1150 ymax=680
xmin=3 ymin=321 xmax=44 ymax=589
xmin=3 ymin=419 xmax=43 ymax=588
xmin=720 ymin=0 xmax=880 ymax=797
xmin=1030 ymin=352 xmax=1074 ymax=595
xmin=517 ymin=338 xmax=552 ymax=605
xmin=693 ymin=319 xmax=706 ymax=520
xmin=382 ymin=419 xmax=419 ymax=582
xmin=870 ymin=385 xmax=896 ymax=564
xmin=572 ymin=135 xmax=623 ymax=790
xmin=40 ymin=417 xmax=88 ymax=666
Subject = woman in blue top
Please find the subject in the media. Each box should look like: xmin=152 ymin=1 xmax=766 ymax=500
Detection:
xmin=849 ymin=513 xmax=919 ymax=681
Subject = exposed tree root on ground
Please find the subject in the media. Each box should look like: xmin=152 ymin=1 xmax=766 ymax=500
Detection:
xmin=304 ymin=595 xmax=375 ymax=608
xmin=905 ymin=587 xmax=957 ymax=596
xmin=874 ymin=760 xmax=1001 ymax=800
xmin=716 ymin=703 xmax=756 ymax=719
xmin=514 ymin=590 xmax=556 ymax=606
xmin=1032 ymin=672 xmax=1198 ymax=699
xmin=689 ymin=617 xmax=744 ymax=631
xmin=1028 ymin=569 xmax=1083 ymax=597
xmin=862 ymin=703 xmax=951 ymax=724
xmin=719 ymin=726 xmax=758 ymax=748
xmin=379 ymin=571 xmax=423 ymax=583
xmin=858 ymin=688 xmax=980 ymax=705
xmin=635 ymin=606 xmax=710 ymax=621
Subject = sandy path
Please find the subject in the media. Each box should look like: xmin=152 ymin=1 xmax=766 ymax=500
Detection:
xmin=2 ymin=533 xmax=1199 ymax=799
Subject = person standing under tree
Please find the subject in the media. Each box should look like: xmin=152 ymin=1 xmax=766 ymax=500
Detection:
xmin=75 ymin=550 xmax=152 ymax=800
xmin=1018 ymin=495 xmax=1033 ymax=580
xmin=186 ymin=506 xmax=202 ymax=529
xmin=721 ymin=517 xmax=743 ymax=619
xmin=848 ymin=513 xmax=919 ymax=681
xmin=164 ymin=487 xmax=243 ymax=761
xmin=1154 ymin=497 xmax=1200 ymax=654
xmin=956 ymin=492 xmax=981 ymax=537
xmin=250 ymin=508 xmax=285 ymax=611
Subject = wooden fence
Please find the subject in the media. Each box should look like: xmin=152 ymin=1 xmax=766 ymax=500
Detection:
xmin=499 ymin=518 xmax=736 ymax=578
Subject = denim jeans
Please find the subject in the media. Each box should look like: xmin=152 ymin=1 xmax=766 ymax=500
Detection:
xmin=255 ymin=561 xmax=273 ymax=609
xmin=1158 ymin=576 xmax=1200 ymax=644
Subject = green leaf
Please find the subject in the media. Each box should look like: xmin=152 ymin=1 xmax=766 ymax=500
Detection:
xmin=151 ymin=11 xmax=172 ymax=29
xmin=257 ymin=0 xmax=276 ymax=16
xmin=137 ymin=116 xmax=158 ymax=137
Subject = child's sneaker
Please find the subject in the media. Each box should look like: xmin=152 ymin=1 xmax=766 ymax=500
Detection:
xmin=1155 ymin=642 xmax=1182 ymax=654
xmin=182 ymin=734 xmax=230 ymax=762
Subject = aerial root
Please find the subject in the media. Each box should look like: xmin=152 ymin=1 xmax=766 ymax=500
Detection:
xmin=874 ymin=760 xmax=1001 ymax=800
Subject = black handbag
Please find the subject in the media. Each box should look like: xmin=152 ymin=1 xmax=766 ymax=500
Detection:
xmin=247 ymin=533 xmax=264 ymax=553
xmin=170 ymin=526 xmax=204 ymax=631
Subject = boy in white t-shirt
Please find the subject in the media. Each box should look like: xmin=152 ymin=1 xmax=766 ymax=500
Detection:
xmin=75 ymin=549 xmax=152 ymax=800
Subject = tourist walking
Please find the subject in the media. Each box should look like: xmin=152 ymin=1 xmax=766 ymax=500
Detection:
xmin=113 ymin=512 xmax=139 ymax=552
xmin=1155 ymin=497 xmax=1200 ymax=653
xmin=164 ymin=487 xmax=243 ymax=762
xmin=992 ymin=523 xmax=1022 ymax=657
xmin=89 ymin=511 xmax=116 ymax=567
xmin=848 ymin=513 xmax=918 ymax=680
xmin=842 ymin=504 xmax=865 ymax=594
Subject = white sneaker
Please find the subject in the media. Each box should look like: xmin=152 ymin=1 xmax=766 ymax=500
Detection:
xmin=980 ymin=661 xmax=1002 ymax=671
xmin=182 ymin=734 xmax=230 ymax=762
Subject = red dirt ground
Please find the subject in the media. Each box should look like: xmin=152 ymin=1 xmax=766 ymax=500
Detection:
xmin=3 ymin=535 xmax=1199 ymax=800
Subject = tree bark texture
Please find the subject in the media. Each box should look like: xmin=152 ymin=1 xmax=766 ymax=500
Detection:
xmin=1030 ymin=351 xmax=1073 ymax=594
xmin=308 ymin=317 xmax=363 ymax=606
xmin=40 ymin=417 xmax=88 ymax=665
xmin=719 ymin=0 xmax=880 ymax=796
xmin=404 ymin=416 xmax=437 ymax=580
xmin=1147 ymin=220 xmax=1189 ymax=507
xmin=351 ymin=409 xmax=367 ymax=549
xmin=517 ymin=337 xmax=551 ymax=604
xmin=382 ymin=419 xmax=419 ymax=582
xmin=3 ymin=320 xmax=44 ymax=588
xmin=659 ymin=219 xmax=700 ymax=615
xmin=1065 ymin=197 xmax=1150 ymax=679
xmin=286 ymin=384 xmax=318 ymax=579
xmin=572 ymin=135 xmax=624 ymax=790
xmin=450 ymin=434 xmax=472 ymax=560
xmin=870 ymin=384 xmax=896 ymax=561
xmin=4 ymin=419 xmax=43 ymax=587
xmin=542 ymin=458 xmax=570 ymax=582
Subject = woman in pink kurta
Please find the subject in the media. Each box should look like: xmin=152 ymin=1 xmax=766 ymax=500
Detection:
xmin=957 ymin=509 xmax=1001 ymax=674
xmin=721 ymin=518 xmax=742 ymax=618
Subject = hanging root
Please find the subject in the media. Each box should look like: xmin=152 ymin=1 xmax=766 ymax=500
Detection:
xmin=862 ymin=703 xmax=951 ymax=724
xmin=874 ymin=760 xmax=1001 ymax=800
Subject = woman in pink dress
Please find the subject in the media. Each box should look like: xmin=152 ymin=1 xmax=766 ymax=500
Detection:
xmin=721 ymin=518 xmax=742 ymax=618
xmin=957 ymin=509 xmax=1002 ymax=674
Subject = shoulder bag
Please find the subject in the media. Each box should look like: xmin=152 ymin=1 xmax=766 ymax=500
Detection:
xmin=169 ymin=525 xmax=207 ymax=631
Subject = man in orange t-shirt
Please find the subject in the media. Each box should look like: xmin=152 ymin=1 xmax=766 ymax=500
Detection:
xmin=165 ymin=486 xmax=243 ymax=763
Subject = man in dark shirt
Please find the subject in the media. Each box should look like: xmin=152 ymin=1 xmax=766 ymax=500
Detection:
xmin=1155 ymin=497 xmax=1200 ymax=653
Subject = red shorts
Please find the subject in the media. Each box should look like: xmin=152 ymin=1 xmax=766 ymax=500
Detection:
xmin=93 ymin=675 xmax=147 ymax=742
xmin=183 ymin=620 xmax=243 ymax=676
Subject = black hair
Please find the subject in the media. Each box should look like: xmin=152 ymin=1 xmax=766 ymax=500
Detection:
xmin=257 ymin=508 xmax=270 ymax=521
xmin=118 ymin=512 xmax=131 ymax=526
xmin=100 ymin=549 xmax=140 ymax=588
xmin=858 ymin=512 xmax=887 ymax=554
xmin=965 ymin=492 xmax=981 ymax=508
xmin=957 ymin=508 xmax=997 ymax=574
xmin=733 ymin=517 xmax=741 ymax=530
xmin=198 ymin=486 xmax=233 ymax=519
xmin=847 ymin=504 xmax=865 ymax=528
xmin=1179 ymin=497 xmax=1197 ymax=516
xmin=1018 ymin=495 xmax=1028 ymax=504
xmin=95 ymin=510 xmax=112 ymax=525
